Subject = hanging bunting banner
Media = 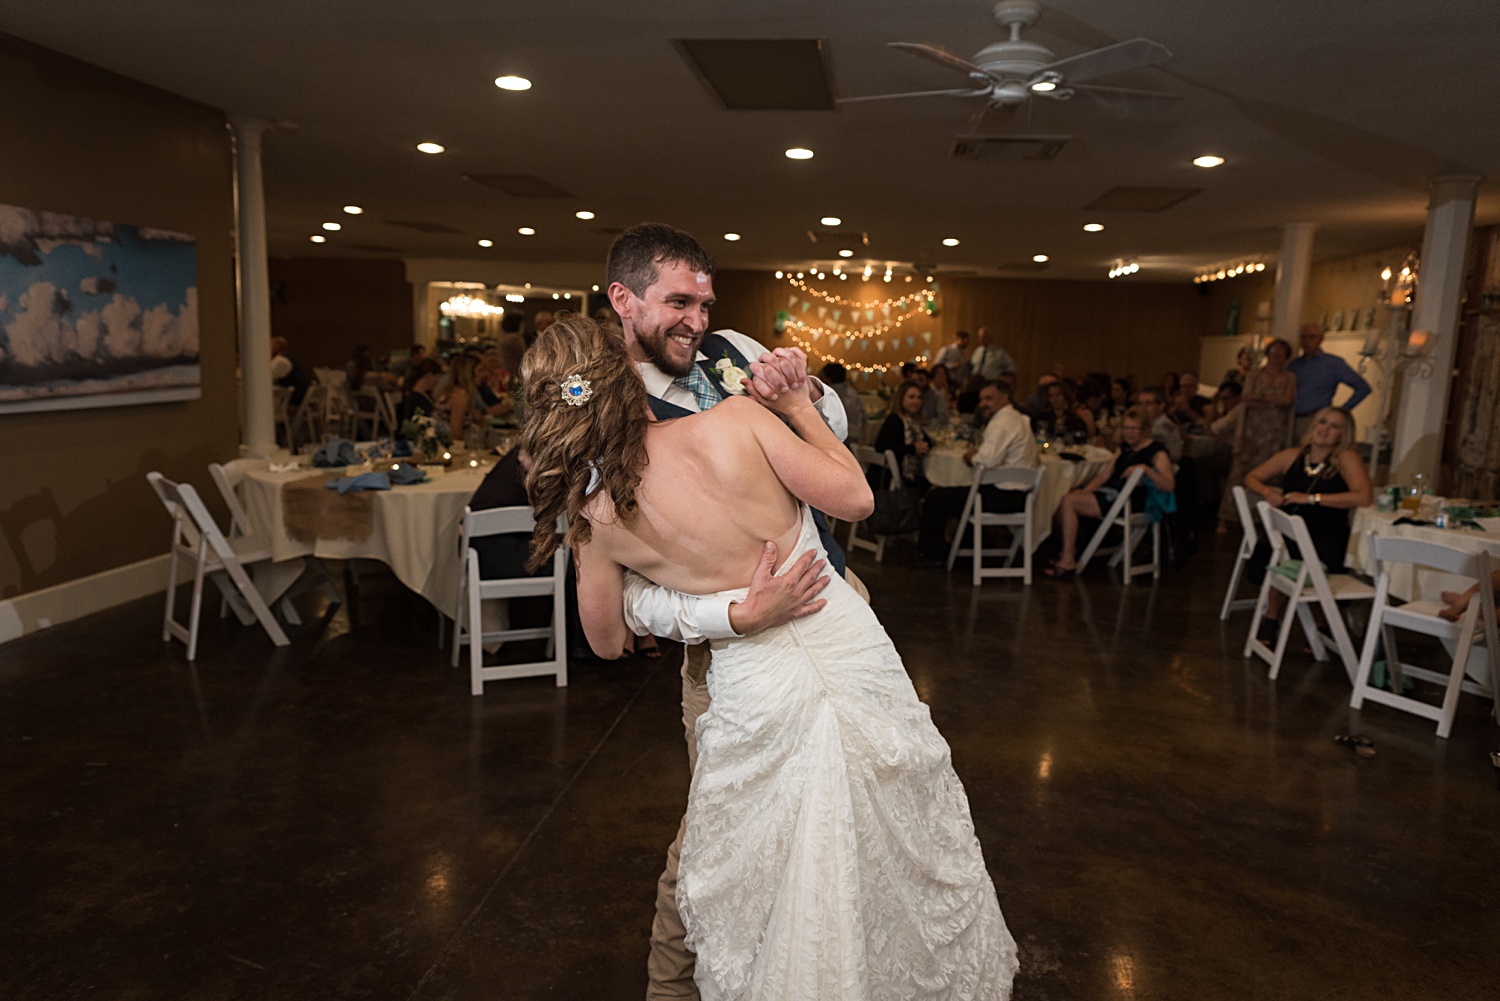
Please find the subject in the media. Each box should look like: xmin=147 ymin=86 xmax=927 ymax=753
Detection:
xmin=832 ymin=309 xmax=841 ymax=321
xmin=876 ymin=339 xmax=886 ymax=351
xmin=906 ymin=336 xmax=915 ymax=348
xmin=817 ymin=305 xmax=827 ymax=318
xmin=801 ymin=301 xmax=812 ymax=312
xmin=860 ymin=340 xmax=869 ymax=352
xmin=923 ymin=331 xmax=933 ymax=344
xmin=866 ymin=309 xmax=875 ymax=321
xmin=881 ymin=304 xmax=891 ymax=319
xmin=788 ymin=295 xmax=798 ymax=308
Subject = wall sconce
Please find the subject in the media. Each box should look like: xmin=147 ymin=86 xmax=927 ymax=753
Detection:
xmin=1402 ymin=328 xmax=1434 ymax=357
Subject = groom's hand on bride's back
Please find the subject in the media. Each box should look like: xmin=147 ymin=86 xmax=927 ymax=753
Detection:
xmin=727 ymin=542 xmax=830 ymax=635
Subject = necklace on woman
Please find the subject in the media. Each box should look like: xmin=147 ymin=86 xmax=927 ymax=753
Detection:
xmin=1302 ymin=450 xmax=1329 ymax=479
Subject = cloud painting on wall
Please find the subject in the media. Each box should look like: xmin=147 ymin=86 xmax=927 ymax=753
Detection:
xmin=0 ymin=203 xmax=200 ymax=414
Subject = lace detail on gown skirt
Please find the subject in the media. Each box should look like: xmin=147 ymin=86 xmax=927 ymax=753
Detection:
xmin=678 ymin=507 xmax=1018 ymax=1000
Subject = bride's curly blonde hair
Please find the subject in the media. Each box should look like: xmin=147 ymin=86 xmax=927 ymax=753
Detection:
xmin=520 ymin=314 xmax=649 ymax=571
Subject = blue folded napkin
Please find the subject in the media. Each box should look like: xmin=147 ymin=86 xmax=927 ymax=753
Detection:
xmin=325 ymin=471 xmax=391 ymax=494
xmin=313 ymin=437 xmax=360 ymax=467
xmin=388 ymin=463 xmax=427 ymax=486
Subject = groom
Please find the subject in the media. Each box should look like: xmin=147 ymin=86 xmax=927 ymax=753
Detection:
xmin=607 ymin=223 xmax=866 ymax=1000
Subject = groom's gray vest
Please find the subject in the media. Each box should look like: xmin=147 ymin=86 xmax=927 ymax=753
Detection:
xmin=645 ymin=333 xmax=847 ymax=578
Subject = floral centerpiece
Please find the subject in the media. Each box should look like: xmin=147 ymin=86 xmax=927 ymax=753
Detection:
xmin=397 ymin=409 xmax=453 ymax=462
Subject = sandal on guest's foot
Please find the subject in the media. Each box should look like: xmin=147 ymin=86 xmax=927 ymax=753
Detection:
xmin=1041 ymin=561 xmax=1077 ymax=579
xmin=1256 ymin=618 xmax=1280 ymax=644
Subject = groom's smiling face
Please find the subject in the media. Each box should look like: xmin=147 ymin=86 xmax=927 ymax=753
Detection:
xmin=624 ymin=260 xmax=717 ymax=378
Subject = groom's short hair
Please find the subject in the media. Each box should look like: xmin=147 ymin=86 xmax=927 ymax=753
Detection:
xmin=607 ymin=223 xmax=716 ymax=297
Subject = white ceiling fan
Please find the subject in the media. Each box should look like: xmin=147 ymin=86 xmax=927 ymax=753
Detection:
xmin=839 ymin=0 xmax=1179 ymax=132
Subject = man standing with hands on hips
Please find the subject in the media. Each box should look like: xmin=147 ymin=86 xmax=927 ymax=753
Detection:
xmin=1287 ymin=323 xmax=1371 ymax=440
xmin=602 ymin=222 xmax=868 ymax=1001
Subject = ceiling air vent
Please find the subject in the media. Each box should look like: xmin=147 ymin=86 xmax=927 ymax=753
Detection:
xmin=382 ymin=220 xmax=465 ymax=234
xmin=676 ymin=39 xmax=835 ymax=110
xmin=464 ymin=174 xmax=576 ymax=198
xmin=950 ymin=134 xmax=1071 ymax=161
xmin=1084 ymin=186 xmax=1200 ymax=212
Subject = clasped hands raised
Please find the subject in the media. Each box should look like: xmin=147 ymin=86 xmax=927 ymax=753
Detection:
xmin=745 ymin=347 xmax=820 ymax=415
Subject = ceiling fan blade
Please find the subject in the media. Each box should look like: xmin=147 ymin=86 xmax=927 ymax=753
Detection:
xmin=838 ymin=87 xmax=992 ymax=105
xmin=1039 ymin=37 xmax=1172 ymax=84
xmin=968 ymin=102 xmax=1018 ymax=133
xmin=1069 ymin=83 xmax=1180 ymax=117
xmin=888 ymin=41 xmax=992 ymax=81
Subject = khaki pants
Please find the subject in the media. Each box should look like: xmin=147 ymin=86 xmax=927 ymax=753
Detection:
xmin=645 ymin=568 xmax=869 ymax=1000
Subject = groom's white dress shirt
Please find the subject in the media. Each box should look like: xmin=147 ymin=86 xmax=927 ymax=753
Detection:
xmin=622 ymin=328 xmax=848 ymax=642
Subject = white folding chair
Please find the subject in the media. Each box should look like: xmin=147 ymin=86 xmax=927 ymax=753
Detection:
xmin=946 ymin=465 xmax=1045 ymax=585
xmin=451 ymin=505 xmax=568 ymax=694
xmin=1219 ymin=484 xmax=1260 ymax=619
xmin=1243 ymin=502 xmax=1375 ymax=681
xmin=146 ymin=472 xmax=289 ymax=660
xmin=1351 ymin=537 xmax=1498 ymax=738
xmin=380 ymin=390 xmax=402 ymax=437
xmin=1076 ymin=467 xmax=1161 ymax=583
xmin=272 ymin=386 xmax=293 ymax=447
xmin=348 ymin=386 xmax=386 ymax=441
xmin=288 ymin=385 xmax=326 ymax=451
xmin=847 ymin=446 xmax=911 ymax=562
xmin=207 ymin=458 xmax=264 ymax=539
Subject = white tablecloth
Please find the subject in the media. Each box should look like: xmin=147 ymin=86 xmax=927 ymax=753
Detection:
xmin=241 ymin=465 xmax=487 ymax=617
xmin=925 ymin=444 xmax=1112 ymax=550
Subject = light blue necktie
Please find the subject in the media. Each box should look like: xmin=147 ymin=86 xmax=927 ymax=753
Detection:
xmin=673 ymin=365 xmax=721 ymax=412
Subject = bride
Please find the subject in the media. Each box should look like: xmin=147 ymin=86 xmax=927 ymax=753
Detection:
xmin=520 ymin=316 xmax=1017 ymax=1000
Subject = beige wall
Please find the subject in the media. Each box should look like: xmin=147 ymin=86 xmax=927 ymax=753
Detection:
xmin=0 ymin=36 xmax=239 ymax=600
xmin=269 ymin=256 xmax=414 ymax=370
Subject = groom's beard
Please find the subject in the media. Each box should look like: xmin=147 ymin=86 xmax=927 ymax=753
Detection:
xmin=637 ymin=322 xmax=703 ymax=378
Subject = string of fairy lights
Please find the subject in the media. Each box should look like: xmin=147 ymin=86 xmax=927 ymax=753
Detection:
xmin=785 ymin=326 xmax=931 ymax=375
xmin=775 ymin=271 xmax=942 ymax=377
xmin=783 ymin=275 xmax=936 ymax=310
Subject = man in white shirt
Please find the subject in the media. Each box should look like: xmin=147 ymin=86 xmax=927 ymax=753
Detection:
xmin=602 ymin=223 xmax=862 ymax=1001
xmin=967 ymin=326 xmax=1015 ymax=383
xmin=931 ymin=330 xmax=969 ymax=382
xmin=1135 ymin=385 xmax=1184 ymax=462
xmin=917 ymin=380 xmax=1038 ymax=565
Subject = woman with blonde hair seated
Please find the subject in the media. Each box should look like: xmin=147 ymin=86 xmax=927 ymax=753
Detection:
xmin=1242 ymin=406 xmax=1374 ymax=640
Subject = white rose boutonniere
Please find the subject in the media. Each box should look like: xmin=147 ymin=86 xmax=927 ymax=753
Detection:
xmin=715 ymin=356 xmax=750 ymax=396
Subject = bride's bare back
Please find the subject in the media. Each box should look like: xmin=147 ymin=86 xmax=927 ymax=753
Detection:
xmin=575 ymin=394 xmax=872 ymax=654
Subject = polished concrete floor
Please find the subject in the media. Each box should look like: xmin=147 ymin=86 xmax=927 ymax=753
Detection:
xmin=3 ymin=535 xmax=1498 ymax=1001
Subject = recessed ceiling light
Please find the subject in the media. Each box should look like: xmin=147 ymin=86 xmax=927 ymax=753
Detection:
xmin=575 ymin=210 xmax=595 ymax=220
xmin=816 ymin=272 xmax=825 ymax=279
xmin=322 ymin=222 xmax=341 ymax=231
xmin=1032 ymin=254 xmax=1049 ymax=263
xmin=517 ymin=227 xmax=535 ymax=236
xmin=1030 ymin=80 xmax=1057 ymax=93
xmin=477 ymin=239 xmax=493 ymax=248
xmin=416 ymin=142 xmax=445 ymax=154
xmin=838 ymin=249 xmax=853 ymax=258
xmin=723 ymin=232 xmax=741 ymax=241
xmin=820 ymin=216 xmax=842 ymax=227
xmin=591 ymin=284 xmax=600 ymax=291
xmin=942 ymin=238 xmax=960 ymax=247
xmin=785 ymin=147 xmax=814 ymax=160
xmin=309 ymin=235 xmax=326 ymax=244
xmin=342 ymin=205 xmax=364 ymax=215
xmin=1193 ymin=154 xmax=1225 ymax=168
xmin=494 ymin=75 xmax=532 ymax=91
xmin=1083 ymin=223 xmax=1104 ymax=232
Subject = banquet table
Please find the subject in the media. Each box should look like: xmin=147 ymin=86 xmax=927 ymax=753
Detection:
xmin=240 ymin=462 xmax=489 ymax=617
xmin=1346 ymin=507 xmax=1500 ymax=685
xmin=924 ymin=442 xmax=1113 ymax=551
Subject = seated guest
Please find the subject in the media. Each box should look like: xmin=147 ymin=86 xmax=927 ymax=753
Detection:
xmin=917 ymin=380 xmax=1038 ymax=566
xmin=917 ymin=367 xmax=950 ymax=424
xmin=1168 ymin=370 xmax=1209 ymax=427
xmin=1134 ymin=385 xmax=1184 ymax=462
xmin=874 ymin=381 xmax=932 ymax=489
xmin=1032 ymin=381 xmax=1090 ymax=444
xmin=1223 ymin=346 xmax=1255 ymax=388
xmin=820 ymin=362 xmax=866 ymax=445
xmin=1021 ymin=374 xmax=1059 ymax=419
xmin=1209 ymin=379 xmax=1243 ymax=426
xmin=475 ymin=333 xmax=529 ymax=418
xmin=1241 ymin=407 xmax=1373 ymax=640
xmin=1162 ymin=371 xmax=1181 ymax=400
xmin=270 ymin=335 xmax=312 ymax=406
xmin=1077 ymin=379 xmax=1108 ymax=425
xmin=929 ymin=364 xmax=956 ymax=411
xmin=345 ymin=344 xmax=375 ymax=391
xmin=1107 ymin=377 xmax=1132 ymax=420
xmin=436 ymin=353 xmax=484 ymax=440
xmin=955 ymin=374 xmax=986 ymax=414
xmin=396 ymin=358 xmax=443 ymax=425
xmin=1438 ymin=570 xmax=1500 ymax=626
xmin=1043 ymin=408 xmax=1176 ymax=578
xmin=389 ymin=343 xmax=426 ymax=380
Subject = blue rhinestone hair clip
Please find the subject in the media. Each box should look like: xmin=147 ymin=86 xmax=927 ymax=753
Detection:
xmin=560 ymin=374 xmax=593 ymax=407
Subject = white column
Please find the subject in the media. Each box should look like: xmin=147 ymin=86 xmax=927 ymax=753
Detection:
xmin=1389 ymin=175 xmax=1481 ymax=483
xmin=230 ymin=116 xmax=278 ymax=457
xmin=1270 ymin=222 xmax=1316 ymax=343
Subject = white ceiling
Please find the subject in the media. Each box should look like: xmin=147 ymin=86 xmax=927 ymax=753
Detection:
xmin=4 ymin=0 xmax=1498 ymax=281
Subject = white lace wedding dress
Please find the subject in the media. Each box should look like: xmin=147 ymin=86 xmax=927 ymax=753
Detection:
xmin=678 ymin=506 xmax=1018 ymax=1000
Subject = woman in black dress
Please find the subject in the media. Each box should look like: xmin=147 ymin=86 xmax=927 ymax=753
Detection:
xmin=1044 ymin=407 xmax=1176 ymax=577
xmin=1032 ymin=380 xmax=1091 ymax=444
xmin=874 ymin=381 xmax=933 ymax=490
xmin=1243 ymin=407 xmax=1374 ymax=636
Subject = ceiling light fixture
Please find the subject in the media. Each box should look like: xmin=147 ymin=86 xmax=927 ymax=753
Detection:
xmin=820 ymin=216 xmax=842 ymax=227
xmin=1195 ymin=258 xmax=1268 ymax=283
xmin=785 ymin=147 xmax=814 ymax=160
xmin=575 ymin=210 xmax=595 ymax=220
xmin=517 ymin=227 xmax=535 ymax=236
xmin=591 ymin=284 xmax=600 ymax=291
xmin=477 ymin=239 xmax=493 ymax=248
xmin=322 ymin=222 xmax=341 ymax=231
xmin=941 ymin=238 xmax=960 ymax=247
xmin=816 ymin=271 xmax=826 ymax=279
xmin=1032 ymin=254 xmax=1049 ymax=263
xmin=1193 ymin=154 xmax=1225 ymax=168
xmin=838 ymin=249 xmax=853 ymax=258
xmin=1030 ymin=80 xmax=1057 ymax=93
xmin=775 ymin=270 xmax=784 ymax=279
xmin=494 ymin=75 xmax=532 ymax=91
xmin=1083 ymin=223 xmax=1104 ymax=233
xmin=416 ymin=142 xmax=445 ymax=154
xmin=505 ymin=293 xmax=525 ymax=303
xmin=723 ymin=232 xmax=741 ymax=241
xmin=1108 ymin=260 xmax=1141 ymax=279
xmin=342 ymin=205 xmax=364 ymax=215
xmin=309 ymin=235 xmax=326 ymax=244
